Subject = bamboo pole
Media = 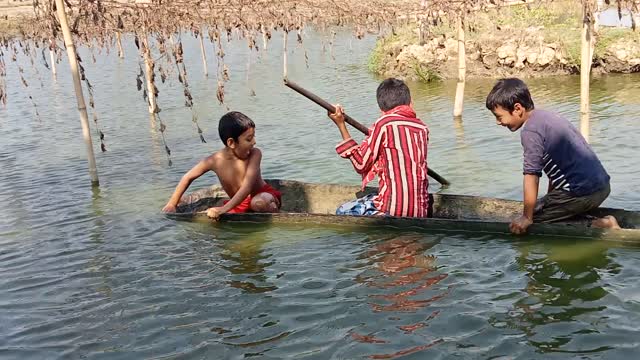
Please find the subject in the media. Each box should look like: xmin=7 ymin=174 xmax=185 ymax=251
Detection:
xmin=54 ymin=0 xmax=99 ymax=187
xmin=580 ymin=3 xmax=592 ymax=142
xmin=283 ymin=31 xmax=288 ymax=79
xmin=453 ymin=14 xmax=466 ymax=119
xmin=116 ymin=31 xmax=124 ymax=59
xmin=49 ymin=39 xmax=57 ymax=77
xmin=198 ymin=32 xmax=208 ymax=76
xmin=141 ymin=34 xmax=158 ymax=114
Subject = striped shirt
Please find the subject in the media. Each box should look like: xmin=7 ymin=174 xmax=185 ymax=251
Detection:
xmin=335 ymin=105 xmax=430 ymax=217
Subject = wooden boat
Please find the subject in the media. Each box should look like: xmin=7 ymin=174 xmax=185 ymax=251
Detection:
xmin=167 ymin=179 xmax=640 ymax=243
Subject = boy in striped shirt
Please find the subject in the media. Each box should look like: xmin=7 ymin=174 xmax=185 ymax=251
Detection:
xmin=328 ymin=78 xmax=432 ymax=218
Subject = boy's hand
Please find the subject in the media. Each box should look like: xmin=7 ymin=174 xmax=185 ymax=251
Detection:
xmin=162 ymin=203 xmax=177 ymax=213
xmin=206 ymin=207 xmax=224 ymax=220
xmin=328 ymin=105 xmax=346 ymax=126
xmin=509 ymin=215 xmax=533 ymax=235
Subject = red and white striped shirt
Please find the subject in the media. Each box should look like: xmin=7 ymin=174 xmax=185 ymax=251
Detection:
xmin=335 ymin=105 xmax=430 ymax=217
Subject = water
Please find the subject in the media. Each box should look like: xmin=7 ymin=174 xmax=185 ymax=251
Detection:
xmin=1 ymin=30 xmax=640 ymax=359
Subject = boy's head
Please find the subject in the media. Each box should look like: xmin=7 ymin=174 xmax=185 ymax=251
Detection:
xmin=486 ymin=78 xmax=535 ymax=132
xmin=218 ymin=111 xmax=256 ymax=157
xmin=376 ymin=78 xmax=412 ymax=112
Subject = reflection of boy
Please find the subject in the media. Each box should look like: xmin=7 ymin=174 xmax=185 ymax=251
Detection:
xmin=162 ymin=111 xmax=281 ymax=219
xmin=328 ymin=78 xmax=432 ymax=217
xmin=485 ymin=78 xmax=620 ymax=234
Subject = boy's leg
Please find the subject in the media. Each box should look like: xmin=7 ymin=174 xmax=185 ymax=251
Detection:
xmin=533 ymin=183 xmax=611 ymax=223
xmin=250 ymin=192 xmax=280 ymax=213
xmin=336 ymin=194 xmax=382 ymax=216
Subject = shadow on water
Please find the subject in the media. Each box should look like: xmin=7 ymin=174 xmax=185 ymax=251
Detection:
xmin=493 ymin=238 xmax=620 ymax=354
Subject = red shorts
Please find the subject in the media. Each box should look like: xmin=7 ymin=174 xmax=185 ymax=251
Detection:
xmin=224 ymin=184 xmax=282 ymax=214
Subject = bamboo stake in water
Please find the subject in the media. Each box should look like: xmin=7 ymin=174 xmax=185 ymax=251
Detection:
xmin=453 ymin=14 xmax=466 ymax=119
xmin=283 ymin=30 xmax=288 ymax=79
xmin=580 ymin=2 xmax=592 ymax=142
xmin=141 ymin=34 xmax=158 ymax=114
xmin=49 ymin=39 xmax=57 ymax=77
xmin=199 ymin=31 xmax=208 ymax=76
xmin=116 ymin=31 xmax=124 ymax=59
xmin=54 ymin=0 xmax=99 ymax=187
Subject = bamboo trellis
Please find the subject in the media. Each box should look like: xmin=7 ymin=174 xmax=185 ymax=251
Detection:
xmin=1 ymin=0 xmax=638 ymax=185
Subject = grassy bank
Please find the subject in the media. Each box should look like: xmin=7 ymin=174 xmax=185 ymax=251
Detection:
xmin=369 ymin=1 xmax=640 ymax=80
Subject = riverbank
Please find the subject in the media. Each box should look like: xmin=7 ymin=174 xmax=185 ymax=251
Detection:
xmin=369 ymin=1 xmax=640 ymax=81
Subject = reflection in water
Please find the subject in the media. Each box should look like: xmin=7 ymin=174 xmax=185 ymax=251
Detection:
xmin=352 ymin=233 xmax=447 ymax=359
xmin=496 ymin=240 xmax=619 ymax=354
xmin=218 ymin=226 xmax=277 ymax=294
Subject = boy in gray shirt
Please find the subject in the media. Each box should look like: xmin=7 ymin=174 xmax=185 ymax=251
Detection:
xmin=485 ymin=78 xmax=620 ymax=235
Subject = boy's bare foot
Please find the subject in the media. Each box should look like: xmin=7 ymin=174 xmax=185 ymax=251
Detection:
xmin=591 ymin=215 xmax=621 ymax=230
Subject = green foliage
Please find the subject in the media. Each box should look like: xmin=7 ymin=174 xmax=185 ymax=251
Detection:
xmin=412 ymin=61 xmax=442 ymax=82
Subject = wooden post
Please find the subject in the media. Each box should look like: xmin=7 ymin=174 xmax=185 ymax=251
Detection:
xmin=116 ymin=31 xmax=124 ymax=59
xmin=453 ymin=14 xmax=466 ymax=118
xmin=49 ymin=39 xmax=57 ymax=77
xmin=54 ymin=0 xmax=99 ymax=187
xmin=283 ymin=30 xmax=288 ymax=79
xmin=198 ymin=31 xmax=208 ymax=76
xmin=141 ymin=34 xmax=158 ymax=114
xmin=261 ymin=24 xmax=268 ymax=50
xmin=580 ymin=2 xmax=592 ymax=142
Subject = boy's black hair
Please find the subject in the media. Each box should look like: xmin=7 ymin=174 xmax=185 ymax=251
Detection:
xmin=218 ymin=111 xmax=255 ymax=145
xmin=485 ymin=78 xmax=535 ymax=112
xmin=376 ymin=78 xmax=412 ymax=112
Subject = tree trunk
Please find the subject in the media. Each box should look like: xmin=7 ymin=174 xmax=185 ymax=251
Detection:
xmin=199 ymin=32 xmax=208 ymax=76
xmin=453 ymin=14 xmax=466 ymax=119
xmin=580 ymin=3 xmax=592 ymax=142
xmin=116 ymin=31 xmax=124 ymax=59
xmin=54 ymin=0 xmax=99 ymax=187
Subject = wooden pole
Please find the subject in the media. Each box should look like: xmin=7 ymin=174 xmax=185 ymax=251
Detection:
xmin=116 ymin=31 xmax=124 ymax=59
xmin=54 ymin=0 xmax=99 ymax=187
xmin=453 ymin=14 xmax=466 ymax=119
xmin=141 ymin=34 xmax=158 ymax=114
xmin=580 ymin=2 xmax=592 ymax=142
xmin=49 ymin=39 xmax=57 ymax=77
xmin=283 ymin=30 xmax=288 ymax=79
xmin=198 ymin=32 xmax=208 ymax=76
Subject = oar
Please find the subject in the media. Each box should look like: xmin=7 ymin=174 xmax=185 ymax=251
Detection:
xmin=284 ymin=78 xmax=451 ymax=187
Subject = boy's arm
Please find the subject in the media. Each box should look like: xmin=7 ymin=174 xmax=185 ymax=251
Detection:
xmin=328 ymin=105 xmax=383 ymax=175
xmin=511 ymin=129 xmax=544 ymax=234
xmin=523 ymin=174 xmax=540 ymax=220
xmin=162 ymin=157 xmax=214 ymax=212
xmin=336 ymin=124 xmax=385 ymax=175
xmin=215 ymin=148 xmax=262 ymax=215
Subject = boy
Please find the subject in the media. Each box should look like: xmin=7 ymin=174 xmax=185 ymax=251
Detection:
xmin=162 ymin=111 xmax=281 ymax=219
xmin=485 ymin=78 xmax=620 ymax=234
xmin=328 ymin=78 xmax=432 ymax=218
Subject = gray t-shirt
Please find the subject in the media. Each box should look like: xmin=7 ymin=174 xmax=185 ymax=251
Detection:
xmin=521 ymin=109 xmax=610 ymax=197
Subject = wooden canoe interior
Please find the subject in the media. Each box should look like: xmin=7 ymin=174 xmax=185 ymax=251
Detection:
xmin=175 ymin=179 xmax=639 ymax=229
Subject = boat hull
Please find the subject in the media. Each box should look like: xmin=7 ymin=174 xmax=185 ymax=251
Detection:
xmin=167 ymin=179 xmax=640 ymax=243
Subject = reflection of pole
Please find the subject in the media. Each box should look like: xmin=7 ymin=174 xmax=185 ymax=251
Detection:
xmin=116 ymin=32 xmax=125 ymax=59
xmin=453 ymin=14 xmax=466 ymax=118
xmin=54 ymin=0 xmax=99 ymax=187
xmin=199 ymin=31 xmax=208 ymax=76
xmin=580 ymin=2 xmax=592 ymax=142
